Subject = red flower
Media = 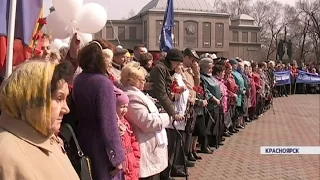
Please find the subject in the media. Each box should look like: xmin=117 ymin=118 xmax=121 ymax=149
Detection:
xmin=170 ymin=78 xmax=181 ymax=94
xmin=32 ymin=33 xmax=41 ymax=41
xmin=193 ymin=86 xmax=204 ymax=96
xmin=108 ymin=73 xmax=115 ymax=83
xmin=38 ymin=18 xmax=47 ymax=25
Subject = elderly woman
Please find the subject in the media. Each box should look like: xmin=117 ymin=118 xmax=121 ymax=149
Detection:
xmin=199 ymin=58 xmax=222 ymax=149
xmin=229 ymin=59 xmax=246 ymax=129
xmin=0 ymin=60 xmax=79 ymax=179
xmin=73 ymin=39 xmax=125 ymax=180
xmin=121 ymin=63 xmax=170 ymax=180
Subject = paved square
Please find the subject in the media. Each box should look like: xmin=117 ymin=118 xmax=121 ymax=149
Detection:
xmin=177 ymin=95 xmax=320 ymax=180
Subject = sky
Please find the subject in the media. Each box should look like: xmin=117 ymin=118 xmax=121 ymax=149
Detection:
xmin=43 ymin=0 xmax=296 ymax=20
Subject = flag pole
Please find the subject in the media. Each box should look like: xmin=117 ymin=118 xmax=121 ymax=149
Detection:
xmin=5 ymin=0 xmax=17 ymax=78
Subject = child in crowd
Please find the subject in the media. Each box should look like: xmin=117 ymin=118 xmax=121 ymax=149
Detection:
xmin=171 ymin=62 xmax=189 ymax=130
xmin=114 ymin=87 xmax=140 ymax=180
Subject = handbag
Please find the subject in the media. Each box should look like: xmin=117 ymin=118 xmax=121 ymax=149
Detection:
xmin=59 ymin=123 xmax=93 ymax=180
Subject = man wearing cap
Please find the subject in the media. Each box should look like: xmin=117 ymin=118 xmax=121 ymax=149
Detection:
xmin=148 ymin=48 xmax=185 ymax=180
xmin=181 ymin=48 xmax=211 ymax=160
xmin=110 ymin=47 xmax=129 ymax=86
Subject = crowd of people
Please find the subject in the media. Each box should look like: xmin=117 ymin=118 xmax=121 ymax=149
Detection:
xmin=274 ymin=60 xmax=320 ymax=96
xmin=0 ymin=33 xmax=318 ymax=180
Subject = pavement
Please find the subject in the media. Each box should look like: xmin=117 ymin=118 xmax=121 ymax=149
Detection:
xmin=176 ymin=94 xmax=320 ymax=180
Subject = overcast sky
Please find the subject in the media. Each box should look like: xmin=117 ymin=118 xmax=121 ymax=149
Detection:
xmin=43 ymin=0 xmax=296 ymax=20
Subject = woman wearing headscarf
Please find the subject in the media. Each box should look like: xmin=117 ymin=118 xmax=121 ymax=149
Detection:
xmin=72 ymin=39 xmax=125 ymax=180
xmin=0 ymin=60 xmax=79 ymax=180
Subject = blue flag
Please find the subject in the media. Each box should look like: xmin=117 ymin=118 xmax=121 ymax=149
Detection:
xmin=159 ymin=0 xmax=174 ymax=52
xmin=0 ymin=0 xmax=43 ymax=47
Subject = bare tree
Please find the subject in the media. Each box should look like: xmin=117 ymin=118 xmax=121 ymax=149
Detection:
xmin=296 ymin=0 xmax=320 ymax=63
xmin=128 ymin=9 xmax=136 ymax=19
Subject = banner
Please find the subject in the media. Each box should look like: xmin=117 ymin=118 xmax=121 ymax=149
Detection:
xmin=274 ymin=71 xmax=291 ymax=86
xmin=296 ymin=70 xmax=320 ymax=84
xmin=159 ymin=0 xmax=174 ymax=52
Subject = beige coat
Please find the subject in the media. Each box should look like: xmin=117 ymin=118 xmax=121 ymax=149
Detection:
xmin=0 ymin=114 xmax=79 ymax=180
xmin=123 ymin=86 xmax=170 ymax=178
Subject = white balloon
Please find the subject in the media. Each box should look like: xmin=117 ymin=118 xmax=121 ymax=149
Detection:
xmin=61 ymin=43 xmax=69 ymax=48
xmin=46 ymin=11 xmax=69 ymax=39
xmin=50 ymin=39 xmax=63 ymax=51
xmin=52 ymin=0 xmax=83 ymax=23
xmin=61 ymin=37 xmax=71 ymax=44
xmin=78 ymin=32 xmax=93 ymax=46
xmin=75 ymin=3 xmax=107 ymax=33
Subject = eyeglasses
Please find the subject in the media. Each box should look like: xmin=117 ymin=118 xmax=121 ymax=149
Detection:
xmin=139 ymin=78 xmax=146 ymax=82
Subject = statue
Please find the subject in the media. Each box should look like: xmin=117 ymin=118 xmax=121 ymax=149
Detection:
xmin=277 ymin=40 xmax=284 ymax=60
xmin=287 ymin=39 xmax=292 ymax=60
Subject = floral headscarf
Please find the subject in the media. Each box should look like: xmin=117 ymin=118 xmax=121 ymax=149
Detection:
xmin=0 ymin=60 xmax=56 ymax=136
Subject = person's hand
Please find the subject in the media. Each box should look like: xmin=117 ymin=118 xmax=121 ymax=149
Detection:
xmin=202 ymin=100 xmax=208 ymax=107
xmin=213 ymin=98 xmax=220 ymax=105
xmin=233 ymin=93 xmax=238 ymax=99
xmin=109 ymin=164 xmax=123 ymax=177
xmin=173 ymin=114 xmax=184 ymax=121
xmin=191 ymin=61 xmax=200 ymax=76
xmin=69 ymin=33 xmax=81 ymax=59
xmin=179 ymin=86 xmax=187 ymax=92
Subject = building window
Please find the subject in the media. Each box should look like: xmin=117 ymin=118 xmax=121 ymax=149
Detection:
xmin=118 ymin=26 xmax=125 ymax=40
xmin=144 ymin=21 xmax=147 ymax=44
xmin=215 ymin=23 xmax=224 ymax=47
xmin=156 ymin=20 xmax=162 ymax=45
xmin=183 ymin=21 xmax=198 ymax=47
xmin=232 ymin=31 xmax=239 ymax=42
xmin=173 ymin=21 xmax=179 ymax=46
xmin=129 ymin=27 xmax=137 ymax=40
xmin=242 ymin=32 xmax=248 ymax=42
xmin=251 ymin=32 xmax=257 ymax=43
xmin=106 ymin=27 xmax=113 ymax=39
xmin=203 ymin=22 xmax=211 ymax=47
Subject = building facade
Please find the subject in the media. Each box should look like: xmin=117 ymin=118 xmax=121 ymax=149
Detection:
xmin=95 ymin=0 xmax=262 ymax=60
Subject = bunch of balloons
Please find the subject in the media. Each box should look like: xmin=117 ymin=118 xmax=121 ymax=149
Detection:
xmin=46 ymin=0 xmax=108 ymax=50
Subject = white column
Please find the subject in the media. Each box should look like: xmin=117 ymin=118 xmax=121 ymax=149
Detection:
xmin=5 ymin=0 xmax=17 ymax=78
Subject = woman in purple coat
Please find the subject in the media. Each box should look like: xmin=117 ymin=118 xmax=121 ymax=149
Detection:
xmin=73 ymin=39 xmax=125 ymax=180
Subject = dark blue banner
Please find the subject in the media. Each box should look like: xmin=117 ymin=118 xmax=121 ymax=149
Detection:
xmin=296 ymin=70 xmax=320 ymax=84
xmin=274 ymin=71 xmax=291 ymax=86
xmin=159 ymin=0 xmax=174 ymax=52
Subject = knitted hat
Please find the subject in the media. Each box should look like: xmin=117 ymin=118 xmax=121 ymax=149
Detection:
xmin=165 ymin=48 xmax=184 ymax=62
xmin=114 ymin=87 xmax=129 ymax=106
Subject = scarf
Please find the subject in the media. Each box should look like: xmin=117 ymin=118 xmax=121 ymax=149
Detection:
xmin=0 ymin=60 xmax=56 ymax=136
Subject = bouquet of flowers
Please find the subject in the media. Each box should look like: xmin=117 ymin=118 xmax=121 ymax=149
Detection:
xmin=170 ymin=78 xmax=181 ymax=94
xmin=31 ymin=18 xmax=47 ymax=56
xmin=193 ymin=85 xmax=204 ymax=96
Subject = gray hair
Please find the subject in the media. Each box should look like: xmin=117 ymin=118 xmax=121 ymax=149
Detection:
xmin=199 ymin=58 xmax=213 ymax=71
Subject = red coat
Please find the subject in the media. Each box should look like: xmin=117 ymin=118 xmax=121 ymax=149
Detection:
xmin=224 ymin=74 xmax=238 ymax=109
xmin=120 ymin=118 xmax=140 ymax=180
xmin=249 ymin=75 xmax=257 ymax=107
